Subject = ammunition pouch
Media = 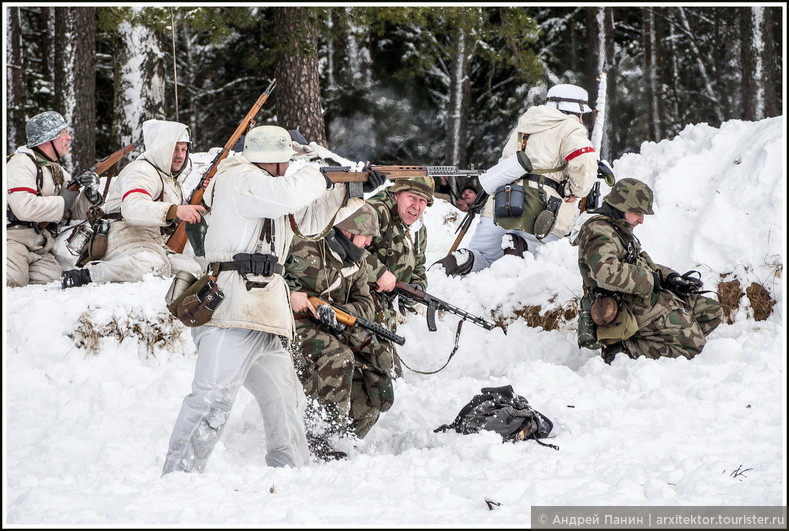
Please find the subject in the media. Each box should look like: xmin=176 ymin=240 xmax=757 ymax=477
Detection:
xmin=215 ymin=252 xmax=283 ymax=291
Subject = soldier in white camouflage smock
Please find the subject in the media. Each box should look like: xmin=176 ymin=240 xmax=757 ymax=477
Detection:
xmin=6 ymin=111 xmax=102 ymax=287
xmin=573 ymin=178 xmax=724 ymax=364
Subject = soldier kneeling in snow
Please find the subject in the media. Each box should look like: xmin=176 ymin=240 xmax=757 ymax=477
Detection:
xmin=572 ymin=178 xmax=724 ymax=364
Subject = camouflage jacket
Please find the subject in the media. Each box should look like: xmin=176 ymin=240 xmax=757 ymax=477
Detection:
xmin=284 ymin=232 xmax=375 ymax=322
xmin=576 ymin=214 xmax=681 ymax=325
xmin=365 ymin=191 xmax=428 ymax=289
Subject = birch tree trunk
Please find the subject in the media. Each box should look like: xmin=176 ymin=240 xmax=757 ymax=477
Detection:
xmin=112 ymin=20 xmax=166 ymax=157
xmin=740 ymin=6 xmax=777 ymax=120
xmin=643 ymin=7 xmax=662 ymax=142
xmin=444 ymin=26 xmax=471 ymax=199
xmin=273 ymin=7 xmax=327 ymax=146
xmin=6 ymin=6 xmax=26 ymax=151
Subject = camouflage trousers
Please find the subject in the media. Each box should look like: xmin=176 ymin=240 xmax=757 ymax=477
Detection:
xmin=294 ymin=321 xmax=395 ymax=439
xmin=623 ymin=293 xmax=724 ymax=360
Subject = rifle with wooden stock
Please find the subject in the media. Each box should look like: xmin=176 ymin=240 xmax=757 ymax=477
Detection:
xmin=307 ymin=296 xmax=406 ymax=345
xmin=166 ymin=78 xmax=277 ymax=253
xmin=51 ymin=140 xmax=141 ymax=232
xmin=64 ymin=140 xmax=141 ymax=191
xmin=320 ymin=165 xmax=482 ymax=198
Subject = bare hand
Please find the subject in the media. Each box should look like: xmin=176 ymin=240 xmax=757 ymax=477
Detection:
xmin=176 ymin=204 xmax=206 ymax=224
xmin=376 ymin=270 xmax=397 ymax=292
xmin=565 ymin=195 xmax=577 ymax=203
xmin=290 ymin=291 xmax=317 ymax=317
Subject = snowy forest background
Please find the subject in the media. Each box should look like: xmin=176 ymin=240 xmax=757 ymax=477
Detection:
xmin=4 ymin=4 xmax=784 ymax=197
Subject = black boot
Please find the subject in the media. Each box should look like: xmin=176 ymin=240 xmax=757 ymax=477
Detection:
xmin=501 ymin=234 xmax=528 ymax=257
xmin=61 ymin=268 xmax=92 ymax=289
xmin=431 ymin=249 xmax=474 ymax=276
xmin=602 ymin=342 xmax=624 ymax=365
xmin=307 ymin=434 xmax=348 ymax=462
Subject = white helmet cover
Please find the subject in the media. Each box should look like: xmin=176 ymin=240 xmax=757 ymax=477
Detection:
xmin=546 ymin=84 xmax=592 ymax=114
xmin=243 ymin=125 xmax=296 ymax=163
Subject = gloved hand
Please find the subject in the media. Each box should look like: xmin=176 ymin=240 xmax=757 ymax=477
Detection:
xmin=319 ymin=167 xmax=335 ymax=190
xmin=317 ymin=303 xmax=345 ymax=331
xmin=664 ymin=271 xmax=703 ymax=297
xmin=77 ymin=171 xmax=102 ymax=204
xmin=60 ymin=187 xmax=79 ymax=213
xmin=362 ymin=164 xmax=386 ymax=193
xmin=291 ymin=141 xmax=317 ymax=159
xmin=597 ymin=160 xmax=616 ymax=187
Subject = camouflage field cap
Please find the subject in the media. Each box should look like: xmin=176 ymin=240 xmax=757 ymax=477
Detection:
xmin=602 ymin=178 xmax=655 ymax=215
xmin=336 ymin=202 xmax=381 ymax=237
xmin=390 ymin=176 xmax=435 ymax=207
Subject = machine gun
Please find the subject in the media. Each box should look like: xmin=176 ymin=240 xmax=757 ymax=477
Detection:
xmin=394 ymin=281 xmax=496 ymax=332
xmin=308 ymin=296 xmax=406 ymax=346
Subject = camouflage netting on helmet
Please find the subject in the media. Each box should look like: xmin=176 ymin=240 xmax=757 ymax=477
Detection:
xmin=602 ymin=177 xmax=654 ymax=215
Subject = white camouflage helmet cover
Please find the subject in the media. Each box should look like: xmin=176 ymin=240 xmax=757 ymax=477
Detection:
xmin=546 ymin=84 xmax=592 ymax=114
xmin=243 ymin=125 xmax=296 ymax=163
xmin=26 ymin=111 xmax=68 ymax=147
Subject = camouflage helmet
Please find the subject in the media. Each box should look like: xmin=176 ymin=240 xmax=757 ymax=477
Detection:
xmin=390 ymin=176 xmax=435 ymax=207
xmin=602 ymin=178 xmax=655 ymax=215
xmin=336 ymin=202 xmax=380 ymax=237
xmin=26 ymin=111 xmax=68 ymax=148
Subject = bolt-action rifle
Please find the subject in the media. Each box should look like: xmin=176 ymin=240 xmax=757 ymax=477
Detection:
xmin=308 ymin=296 xmax=406 ymax=345
xmin=64 ymin=140 xmax=141 ymax=191
xmin=51 ymin=140 xmax=141 ymax=232
xmin=394 ymin=281 xmax=496 ymax=332
xmin=166 ymin=79 xmax=277 ymax=253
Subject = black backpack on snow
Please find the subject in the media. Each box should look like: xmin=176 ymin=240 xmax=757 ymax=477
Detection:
xmin=434 ymin=385 xmax=558 ymax=450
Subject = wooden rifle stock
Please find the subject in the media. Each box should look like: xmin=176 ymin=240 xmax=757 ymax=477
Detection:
xmin=50 ymin=141 xmax=140 ymax=231
xmin=64 ymin=141 xmax=141 ymax=190
xmin=166 ymin=79 xmax=277 ymax=253
xmin=447 ymin=190 xmax=488 ymax=254
xmin=307 ymin=296 xmax=406 ymax=345
xmin=322 ymin=164 xmax=481 ymax=185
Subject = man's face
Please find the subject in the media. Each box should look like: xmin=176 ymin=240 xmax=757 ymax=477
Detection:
xmin=171 ymin=142 xmax=189 ymax=173
xmin=350 ymin=234 xmax=372 ymax=249
xmin=52 ymin=128 xmax=72 ymax=155
xmin=394 ymin=191 xmax=428 ymax=226
xmin=624 ymin=211 xmax=645 ymax=227
xmin=461 ymin=188 xmax=477 ymax=204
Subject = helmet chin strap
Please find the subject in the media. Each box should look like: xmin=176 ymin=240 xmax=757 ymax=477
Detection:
xmin=50 ymin=139 xmax=63 ymax=161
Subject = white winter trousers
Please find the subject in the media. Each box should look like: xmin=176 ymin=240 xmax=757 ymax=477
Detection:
xmin=466 ymin=215 xmax=559 ymax=272
xmin=162 ymin=326 xmax=310 ymax=474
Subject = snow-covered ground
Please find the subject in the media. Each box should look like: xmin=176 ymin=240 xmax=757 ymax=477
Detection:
xmin=3 ymin=116 xmax=785 ymax=526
